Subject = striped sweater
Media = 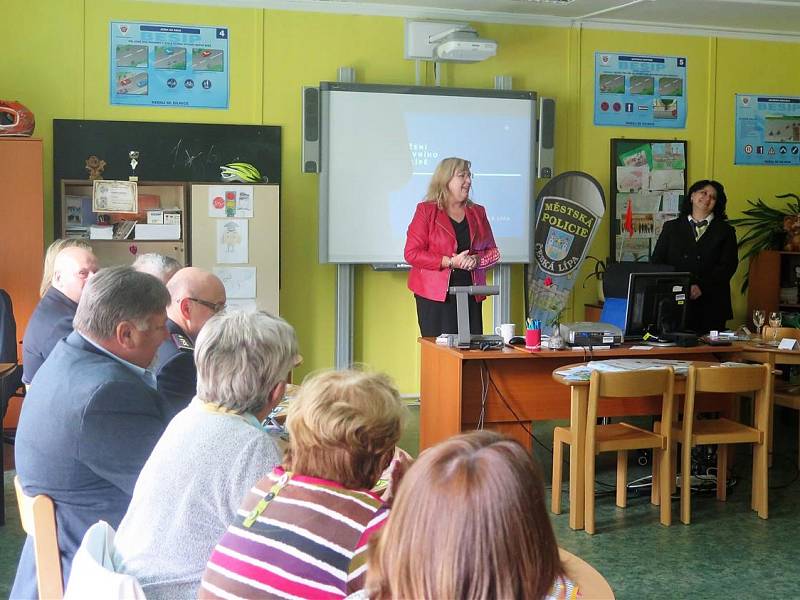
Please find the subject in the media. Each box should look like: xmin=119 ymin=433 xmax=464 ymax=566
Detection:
xmin=200 ymin=467 xmax=388 ymax=599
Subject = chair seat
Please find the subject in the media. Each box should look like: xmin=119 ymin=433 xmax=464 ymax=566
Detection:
xmin=774 ymin=386 xmax=800 ymax=410
xmin=557 ymin=422 xmax=664 ymax=452
xmin=671 ymin=417 xmax=762 ymax=446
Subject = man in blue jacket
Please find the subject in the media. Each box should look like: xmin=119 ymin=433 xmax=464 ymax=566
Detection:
xmin=22 ymin=246 xmax=98 ymax=385
xmin=10 ymin=266 xmax=171 ymax=599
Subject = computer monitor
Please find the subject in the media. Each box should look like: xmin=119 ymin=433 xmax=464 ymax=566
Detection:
xmin=624 ymin=271 xmax=692 ymax=340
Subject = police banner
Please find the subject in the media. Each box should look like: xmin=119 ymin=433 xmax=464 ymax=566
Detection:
xmin=527 ymin=172 xmax=605 ymax=330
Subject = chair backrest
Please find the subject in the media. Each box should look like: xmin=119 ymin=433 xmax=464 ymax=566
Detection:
xmin=762 ymin=326 xmax=800 ymax=340
xmin=590 ymin=367 xmax=674 ymax=398
xmin=64 ymin=521 xmax=146 ymax=600
xmin=559 ymin=548 xmax=615 ymax=599
xmin=683 ymin=363 xmax=772 ymax=430
xmin=586 ymin=367 xmax=675 ymax=426
xmin=0 ymin=289 xmax=18 ymax=363
xmin=691 ymin=363 xmax=771 ymax=395
xmin=14 ymin=476 xmax=63 ymax=600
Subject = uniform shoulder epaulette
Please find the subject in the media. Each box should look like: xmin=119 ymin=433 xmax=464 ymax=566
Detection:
xmin=172 ymin=333 xmax=194 ymax=352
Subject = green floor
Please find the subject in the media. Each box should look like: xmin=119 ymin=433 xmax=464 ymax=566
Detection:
xmin=1 ymin=405 xmax=798 ymax=599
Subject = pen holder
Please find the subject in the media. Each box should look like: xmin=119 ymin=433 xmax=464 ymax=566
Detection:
xmin=525 ymin=328 xmax=541 ymax=349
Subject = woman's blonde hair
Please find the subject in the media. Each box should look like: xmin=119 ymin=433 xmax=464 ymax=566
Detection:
xmin=366 ymin=430 xmax=564 ymax=600
xmin=40 ymin=238 xmax=93 ymax=297
xmin=285 ymin=369 xmax=407 ymax=490
xmin=425 ymin=157 xmax=473 ymax=210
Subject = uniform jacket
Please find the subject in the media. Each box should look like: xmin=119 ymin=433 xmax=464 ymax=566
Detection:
xmin=154 ymin=318 xmax=196 ymax=420
xmin=22 ymin=286 xmax=78 ymax=384
xmin=404 ymin=201 xmax=500 ymax=302
xmin=11 ymin=331 xmax=170 ymax=599
xmin=650 ymin=216 xmax=738 ymax=332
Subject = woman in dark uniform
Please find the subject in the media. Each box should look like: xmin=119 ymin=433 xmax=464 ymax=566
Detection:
xmin=404 ymin=157 xmax=500 ymax=337
xmin=651 ymin=179 xmax=738 ymax=334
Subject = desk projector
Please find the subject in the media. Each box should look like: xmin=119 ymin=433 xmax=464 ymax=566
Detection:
xmin=559 ymin=321 xmax=623 ymax=346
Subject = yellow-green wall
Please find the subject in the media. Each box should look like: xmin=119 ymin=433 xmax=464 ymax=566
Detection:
xmin=6 ymin=1 xmax=800 ymax=392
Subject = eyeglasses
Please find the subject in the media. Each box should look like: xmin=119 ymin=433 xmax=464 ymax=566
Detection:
xmin=187 ymin=297 xmax=226 ymax=313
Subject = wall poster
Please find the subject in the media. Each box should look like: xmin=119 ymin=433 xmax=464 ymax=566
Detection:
xmin=610 ymin=139 xmax=687 ymax=262
xmin=735 ymin=94 xmax=800 ymax=165
xmin=110 ymin=21 xmax=229 ymax=109
xmin=594 ymin=52 xmax=687 ymax=129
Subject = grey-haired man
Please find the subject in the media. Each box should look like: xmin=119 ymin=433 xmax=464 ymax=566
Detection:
xmin=11 ymin=266 xmax=171 ymax=598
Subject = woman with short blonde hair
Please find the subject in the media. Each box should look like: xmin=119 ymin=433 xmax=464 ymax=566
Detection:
xmin=285 ymin=369 xmax=407 ymax=489
xmin=425 ymin=157 xmax=474 ymax=210
xmin=200 ymin=369 xmax=408 ymax=600
xmin=366 ymin=430 xmax=576 ymax=600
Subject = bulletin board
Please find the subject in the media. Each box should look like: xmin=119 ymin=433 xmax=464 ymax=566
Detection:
xmin=610 ymin=138 xmax=687 ymax=262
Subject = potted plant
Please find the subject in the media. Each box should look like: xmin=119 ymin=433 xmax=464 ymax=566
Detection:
xmin=583 ymin=256 xmax=608 ymax=302
xmin=728 ymin=192 xmax=800 ymax=291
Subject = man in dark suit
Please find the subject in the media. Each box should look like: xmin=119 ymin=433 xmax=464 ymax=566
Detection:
xmin=651 ymin=179 xmax=738 ymax=334
xmin=154 ymin=267 xmax=226 ymax=418
xmin=22 ymin=246 xmax=98 ymax=385
xmin=10 ymin=266 xmax=171 ymax=598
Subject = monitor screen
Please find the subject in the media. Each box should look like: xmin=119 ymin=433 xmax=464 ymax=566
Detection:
xmin=624 ymin=271 xmax=692 ymax=339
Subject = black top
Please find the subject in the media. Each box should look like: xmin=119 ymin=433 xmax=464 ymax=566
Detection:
xmin=153 ymin=318 xmax=197 ymax=420
xmin=650 ymin=216 xmax=738 ymax=333
xmin=449 ymin=216 xmax=472 ymax=286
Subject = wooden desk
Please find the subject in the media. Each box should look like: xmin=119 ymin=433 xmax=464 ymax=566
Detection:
xmin=419 ymin=339 xmax=744 ymax=452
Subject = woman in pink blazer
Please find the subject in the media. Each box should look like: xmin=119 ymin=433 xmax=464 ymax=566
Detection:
xmin=404 ymin=157 xmax=500 ymax=337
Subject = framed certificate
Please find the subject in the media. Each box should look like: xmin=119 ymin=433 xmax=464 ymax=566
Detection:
xmin=93 ymin=179 xmax=138 ymax=213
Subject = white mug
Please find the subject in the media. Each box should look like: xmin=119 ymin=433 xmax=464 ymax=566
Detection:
xmin=495 ymin=323 xmax=516 ymax=344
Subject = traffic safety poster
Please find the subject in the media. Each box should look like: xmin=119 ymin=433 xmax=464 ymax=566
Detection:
xmin=594 ymin=52 xmax=687 ymax=129
xmin=735 ymin=94 xmax=800 ymax=165
xmin=110 ymin=21 xmax=229 ymax=109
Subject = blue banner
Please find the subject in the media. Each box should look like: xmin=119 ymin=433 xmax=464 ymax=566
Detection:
xmin=594 ymin=52 xmax=687 ymax=129
xmin=110 ymin=21 xmax=229 ymax=109
xmin=735 ymin=94 xmax=800 ymax=165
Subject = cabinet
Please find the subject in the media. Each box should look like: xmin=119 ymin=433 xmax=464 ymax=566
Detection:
xmin=59 ymin=180 xmax=188 ymax=267
xmin=58 ymin=180 xmax=280 ymax=314
xmin=0 ymin=138 xmax=44 ymax=345
xmin=190 ymin=184 xmax=280 ymax=315
xmin=747 ymin=250 xmax=800 ymax=317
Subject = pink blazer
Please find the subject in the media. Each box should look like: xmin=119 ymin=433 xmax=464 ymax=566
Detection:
xmin=404 ymin=200 xmax=500 ymax=302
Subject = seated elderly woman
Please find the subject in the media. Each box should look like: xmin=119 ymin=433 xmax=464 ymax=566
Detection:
xmin=365 ymin=430 xmax=578 ymax=600
xmin=112 ymin=310 xmax=299 ymax=599
xmin=199 ymin=369 xmax=407 ymax=599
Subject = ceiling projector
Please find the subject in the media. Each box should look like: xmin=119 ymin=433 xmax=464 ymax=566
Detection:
xmin=431 ymin=28 xmax=497 ymax=63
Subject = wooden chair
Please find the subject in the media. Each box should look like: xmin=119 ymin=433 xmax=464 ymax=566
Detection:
xmin=673 ymin=363 xmax=771 ymax=525
xmin=552 ymin=368 xmax=675 ymax=534
xmin=761 ymin=326 xmax=800 ymax=467
xmin=14 ymin=476 xmax=63 ymax=599
xmin=559 ymin=548 xmax=615 ymax=599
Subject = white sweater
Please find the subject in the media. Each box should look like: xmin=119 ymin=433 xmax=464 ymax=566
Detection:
xmin=113 ymin=399 xmax=282 ymax=599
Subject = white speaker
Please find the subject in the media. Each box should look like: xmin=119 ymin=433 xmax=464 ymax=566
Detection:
xmin=537 ymin=97 xmax=555 ymax=179
xmin=302 ymin=86 xmax=320 ymax=173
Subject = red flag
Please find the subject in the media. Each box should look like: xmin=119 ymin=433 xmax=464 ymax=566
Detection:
xmin=624 ymin=199 xmax=634 ymax=237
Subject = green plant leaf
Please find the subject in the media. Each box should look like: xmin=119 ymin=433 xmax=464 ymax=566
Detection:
xmin=730 ymin=193 xmax=799 ymax=291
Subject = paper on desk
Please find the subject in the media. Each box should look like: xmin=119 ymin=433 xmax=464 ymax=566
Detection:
xmin=630 ymin=345 xmax=654 ymax=350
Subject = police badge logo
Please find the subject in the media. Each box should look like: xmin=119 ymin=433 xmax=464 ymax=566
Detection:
xmin=544 ymin=228 xmax=573 ymax=262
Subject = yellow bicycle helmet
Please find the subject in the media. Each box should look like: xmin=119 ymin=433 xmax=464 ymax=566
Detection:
xmin=220 ymin=162 xmax=267 ymax=183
